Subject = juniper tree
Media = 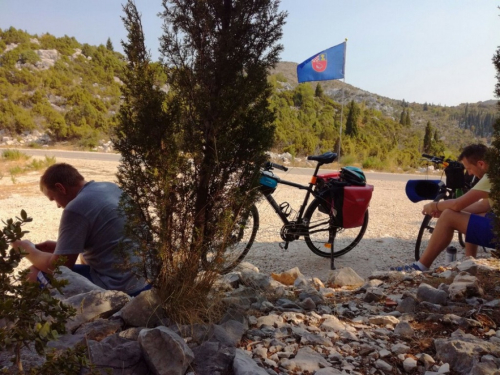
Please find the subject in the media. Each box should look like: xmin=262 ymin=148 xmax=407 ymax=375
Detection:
xmin=487 ymin=43 xmax=500 ymax=249
xmin=423 ymin=121 xmax=433 ymax=153
xmin=115 ymin=0 xmax=286 ymax=322
xmin=399 ymin=109 xmax=405 ymax=125
xmin=405 ymin=109 xmax=411 ymax=126
xmin=106 ymin=37 xmax=114 ymax=51
xmin=315 ymin=83 xmax=324 ymax=98
xmin=345 ymin=100 xmax=359 ymax=137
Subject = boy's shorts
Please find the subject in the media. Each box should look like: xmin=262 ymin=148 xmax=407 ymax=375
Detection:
xmin=466 ymin=212 xmax=496 ymax=248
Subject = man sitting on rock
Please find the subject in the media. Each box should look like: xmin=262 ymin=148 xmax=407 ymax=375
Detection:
xmin=393 ymin=144 xmax=494 ymax=271
xmin=13 ymin=163 xmax=149 ymax=296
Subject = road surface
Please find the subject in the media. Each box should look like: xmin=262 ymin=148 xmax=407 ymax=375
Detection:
xmin=8 ymin=148 xmax=429 ymax=183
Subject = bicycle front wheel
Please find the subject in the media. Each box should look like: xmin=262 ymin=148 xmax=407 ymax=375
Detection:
xmin=304 ymin=198 xmax=369 ymax=258
xmin=414 ymin=194 xmax=465 ymax=261
xmin=202 ymin=204 xmax=259 ymax=274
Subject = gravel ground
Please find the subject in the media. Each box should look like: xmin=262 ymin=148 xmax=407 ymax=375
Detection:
xmin=1 ymin=157 xmax=487 ymax=280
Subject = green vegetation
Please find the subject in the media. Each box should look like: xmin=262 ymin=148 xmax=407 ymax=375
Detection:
xmin=2 ymin=149 xmax=30 ymax=161
xmin=116 ymin=0 xmax=285 ymax=324
xmin=0 ymin=150 xmax=55 ymax=182
xmin=0 ymin=26 xmax=125 ymax=149
xmin=488 ymin=44 xmax=500 ymax=248
xmin=0 ymin=25 xmax=496 ymax=165
xmin=0 ymin=211 xmax=75 ymax=372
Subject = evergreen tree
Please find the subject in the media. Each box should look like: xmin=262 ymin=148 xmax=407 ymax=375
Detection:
xmin=106 ymin=37 xmax=114 ymax=51
xmin=433 ymin=129 xmax=439 ymax=143
xmin=315 ymin=83 xmax=324 ymax=98
xmin=115 ymin=0 xmax=286 ymax=322
xmin=399 ymin=109 xmax=405 ymax=125
xmin=405 ymin=109 xmax=411 ymax=126
xmin=488 ymin=43 xmax=500 ymax=250
xmin=423 ymin=121 xmax=433 ymax=153
xmin=345 ymin=100 xmax=359 ymax=137
xmin=423 ymin=102 xmax=428 ymax=111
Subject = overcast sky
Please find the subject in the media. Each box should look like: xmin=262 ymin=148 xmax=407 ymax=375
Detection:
xmin=1 ymin=0 xmax=499 ymax=106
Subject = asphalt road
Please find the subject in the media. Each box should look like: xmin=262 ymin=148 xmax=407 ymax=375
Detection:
xmin=10 ymin=148 xmax=426 ymax=183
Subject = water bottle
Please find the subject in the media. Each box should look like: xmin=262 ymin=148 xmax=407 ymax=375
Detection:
xmin=445 ymin=246 xmax=457 ymax=264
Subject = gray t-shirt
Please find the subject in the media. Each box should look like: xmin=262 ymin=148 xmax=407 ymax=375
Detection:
xmin=54 ymin=181 xmax=146 ymax=294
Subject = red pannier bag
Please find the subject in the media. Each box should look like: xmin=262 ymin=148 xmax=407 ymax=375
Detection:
xmin=341 ymin=185 xmax=373 ymax=228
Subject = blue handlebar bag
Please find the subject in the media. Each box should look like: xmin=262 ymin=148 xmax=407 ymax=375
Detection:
xmin=405 ymin=180 xmax=444 ymax=203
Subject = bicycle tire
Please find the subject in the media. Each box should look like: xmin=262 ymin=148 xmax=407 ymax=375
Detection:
xmin=304 ymin=198 xmax=369 ymax=258
xmin=202 ymin=204 xmax=259 ymax=274
xmin=415 ymin=193 xmax=466 ymax=261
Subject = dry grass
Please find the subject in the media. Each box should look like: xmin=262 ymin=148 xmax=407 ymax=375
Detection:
xmin=0 ymin=150 xmax=56 ymax=183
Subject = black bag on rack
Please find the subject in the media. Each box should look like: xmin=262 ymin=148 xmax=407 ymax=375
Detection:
xmin=445 ymin=163 xmax=465 ymax=189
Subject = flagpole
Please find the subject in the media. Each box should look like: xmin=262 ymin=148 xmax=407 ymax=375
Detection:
xmin=338 ymin=39 xmax=347 ymax=166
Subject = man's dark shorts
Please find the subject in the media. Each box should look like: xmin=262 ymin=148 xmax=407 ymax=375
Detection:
xmin=466 ymin=212 xmax=496 ymax=248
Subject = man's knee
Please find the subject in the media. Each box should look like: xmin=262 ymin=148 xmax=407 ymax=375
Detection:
xmin=439 ymin=209 xmax=471 ymax=236
xmin=436 ymin=209 xmax=458 ymax=226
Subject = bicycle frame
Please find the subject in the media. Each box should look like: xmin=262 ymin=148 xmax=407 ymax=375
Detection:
xmin=260 ymin=160 xmax=326 ymax=227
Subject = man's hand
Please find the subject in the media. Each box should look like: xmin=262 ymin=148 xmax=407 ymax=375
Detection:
xmin=12 ymin=239 xmax=36 ymax=252
xmin=422 ymin=202 xmax=437 ymax=216
xmin=34 ymin=240 xmax=57 ymax=253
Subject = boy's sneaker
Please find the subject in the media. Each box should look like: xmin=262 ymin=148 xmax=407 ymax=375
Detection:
xmin=390 ymin=263 xmax=423 ymax=272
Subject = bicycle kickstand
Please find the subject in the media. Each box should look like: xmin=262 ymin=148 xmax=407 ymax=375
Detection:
xmin=330 ymin=238 xmax=335 ymax=270
xmin=279 ymin=241 xmax=289 ymax=250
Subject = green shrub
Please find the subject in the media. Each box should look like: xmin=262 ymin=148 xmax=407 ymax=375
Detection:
xmin=26 ymin=156 xmax=56 ymax=171
xmin=339 ymin=154 xmax=356 ymax=166
xmin=362 ymin=156 xmax=386 ymax=170
xmin=0 ymin=211 xmax=75 ymax=372
xmin=2 ymin=149 xmax=29 ymax=161
xmin=18 ymin=49 xmax=40 ymax=65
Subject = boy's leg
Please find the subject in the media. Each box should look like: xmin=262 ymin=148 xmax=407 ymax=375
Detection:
xmin=419 ymin=209 xmax=470 ymax=268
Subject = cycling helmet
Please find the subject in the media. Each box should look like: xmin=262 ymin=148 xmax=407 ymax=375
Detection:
xmin=340 ymin=166 xmax=366 ymax=186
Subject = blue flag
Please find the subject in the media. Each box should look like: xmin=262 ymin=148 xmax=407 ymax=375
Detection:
xmin=297 ymin=42 xmax=346 ymax=83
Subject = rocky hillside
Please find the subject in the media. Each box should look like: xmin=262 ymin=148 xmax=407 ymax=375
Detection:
xmin=0 ymin=27 xmax=496 ymax=165
xmin=2 ymin=256 xmax=499 ymax=374
xmin=270 ymin=62 xmax=498 ymax=146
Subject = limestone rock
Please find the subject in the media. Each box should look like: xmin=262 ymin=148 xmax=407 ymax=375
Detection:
xmin=327 ymin=267 xmax=365 ymax=287
xmin=139 ymin=326 xmax=195 ymax=375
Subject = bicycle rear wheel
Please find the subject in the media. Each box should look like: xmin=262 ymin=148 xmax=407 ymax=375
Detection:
xmin=202 ymin=204 xmax=259 ymax=274
xmin=304 ymin=198 xmax=369 ymax=258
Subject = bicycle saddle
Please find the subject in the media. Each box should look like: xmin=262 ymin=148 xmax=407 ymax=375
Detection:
xmin=307 ymin=152 xmax=338 ymax=164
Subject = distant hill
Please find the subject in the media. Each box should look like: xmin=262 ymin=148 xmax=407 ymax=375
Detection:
xmin=0 ymin=26 xmax=497 ymax=168
xmin=271 ymin=61 xmax=497 ymax=142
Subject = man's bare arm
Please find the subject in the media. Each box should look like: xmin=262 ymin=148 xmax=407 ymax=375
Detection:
xmin=12 ymin=240 xmax=78 ymax=273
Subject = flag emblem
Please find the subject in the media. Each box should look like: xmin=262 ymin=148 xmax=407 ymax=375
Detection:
xmin=312 ymin=54 xmax=327 ymax=73
xmin=296 ymin=42 xmax=345 ymax=83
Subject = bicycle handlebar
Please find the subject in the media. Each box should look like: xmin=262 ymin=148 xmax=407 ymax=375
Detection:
xmin=264 ymin=161 xmax=288 ymax=172
xmin=421 ymin=153 xmax=437 ymax=160
xmin=420 ymin=153 xmax=462 ymax=168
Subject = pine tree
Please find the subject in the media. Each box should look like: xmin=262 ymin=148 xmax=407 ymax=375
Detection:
xmin=115 ymin=0 xmax=286 ymax=321
xmin=106 ymin=37 xmax=114 ymax=51
xmin=315 ymin=83 xmax=324 ymax=98
xmin=423 ymin=102 xmax=428 ymax=111
xmin=345 ymin=100 xmax=359 ymax=137
xmin=423 ymin=121 xmax=433 ymax=153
